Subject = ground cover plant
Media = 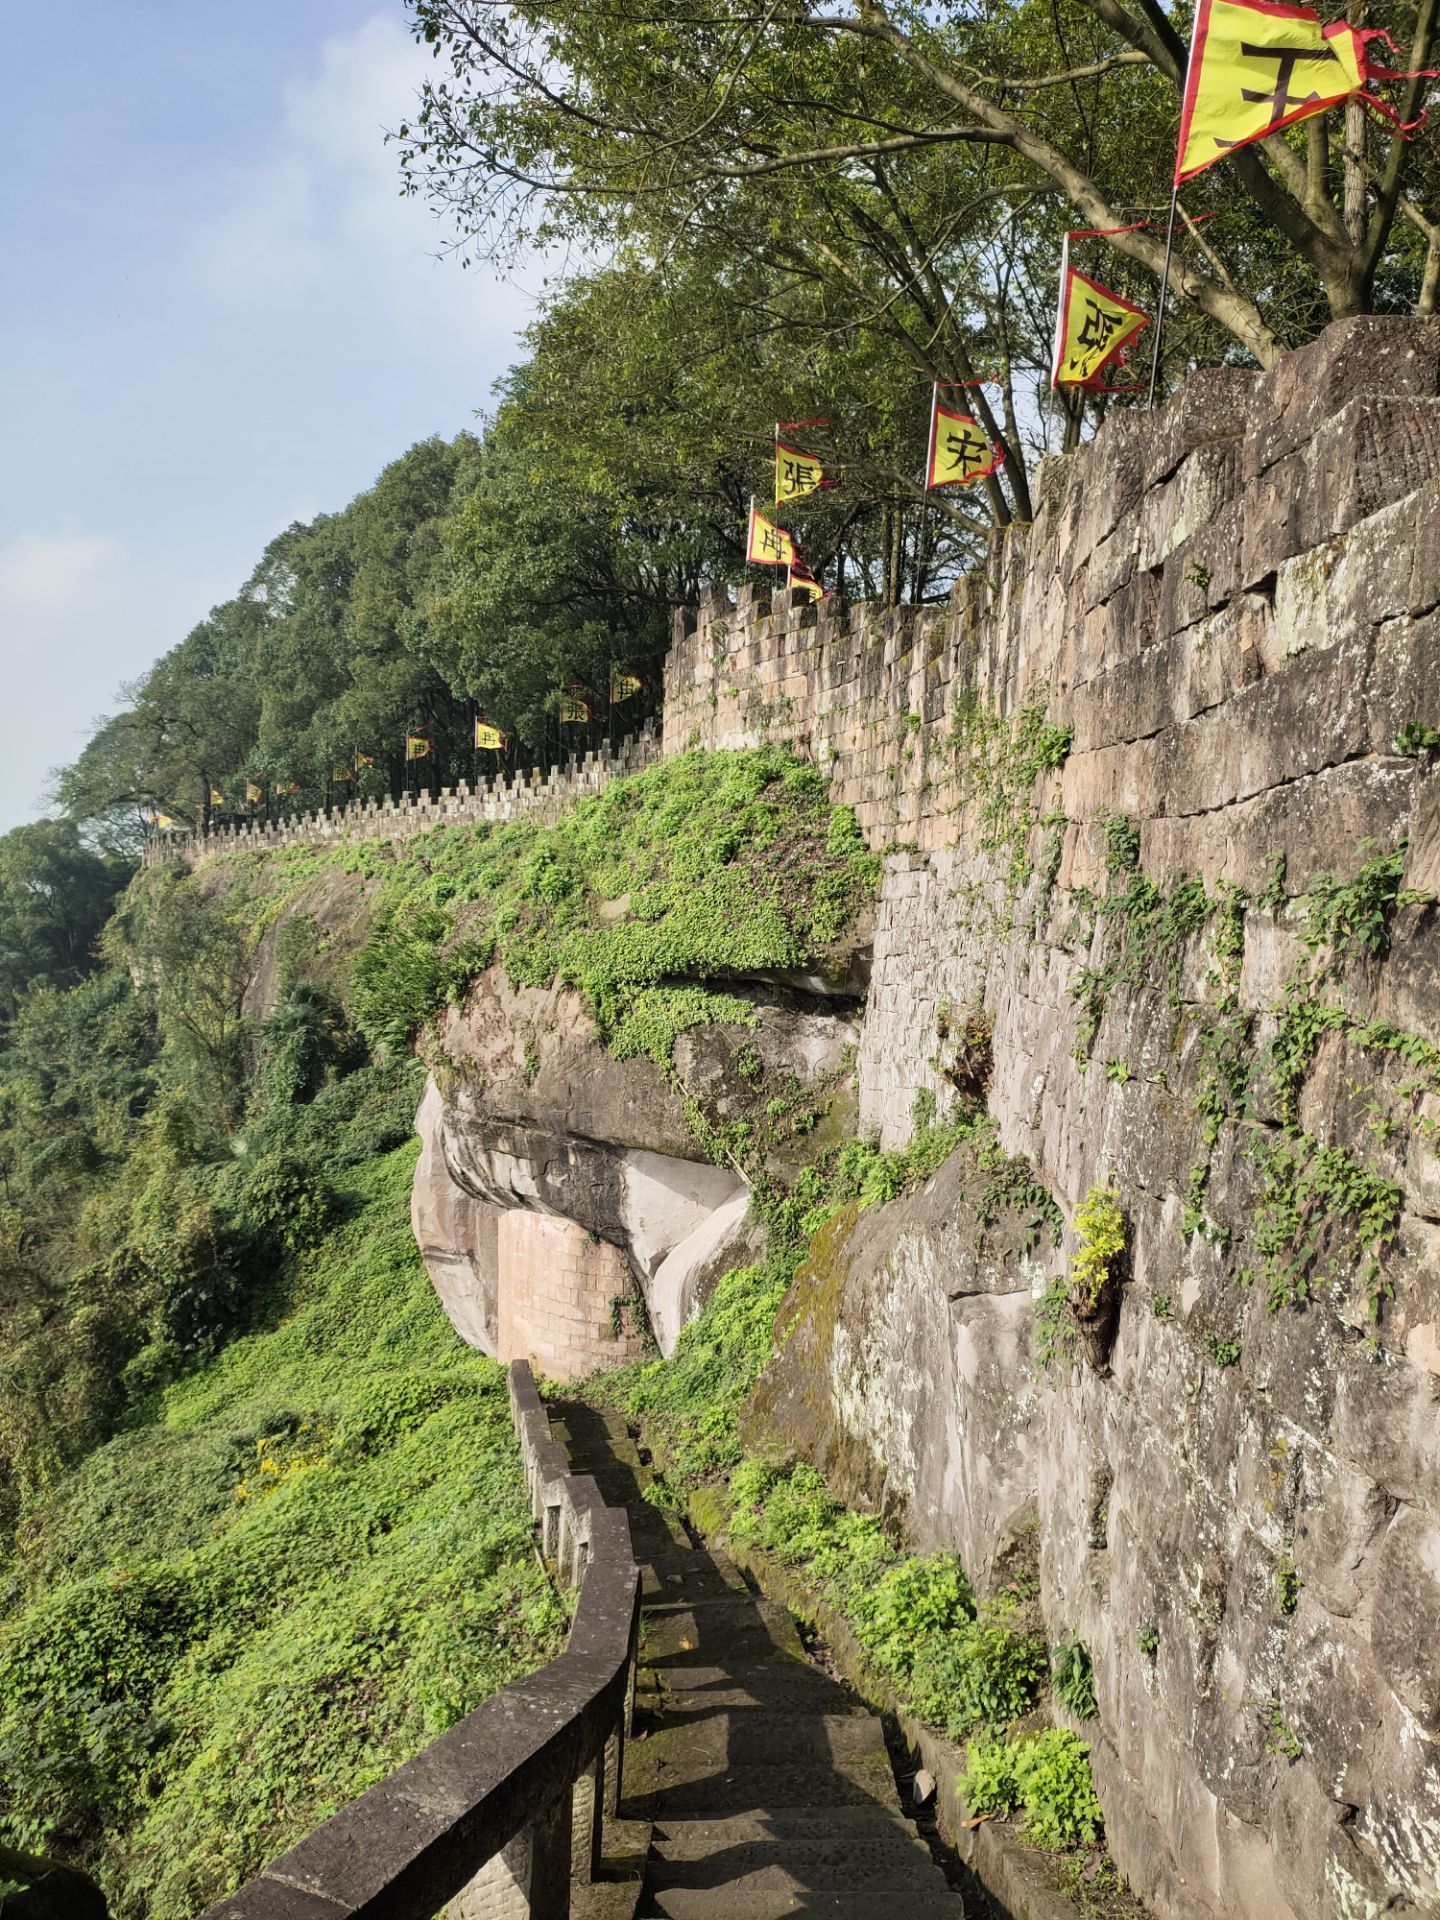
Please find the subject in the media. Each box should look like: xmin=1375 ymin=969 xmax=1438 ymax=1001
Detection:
xmin=0 ymin=1132 xmax=564 ymax=1920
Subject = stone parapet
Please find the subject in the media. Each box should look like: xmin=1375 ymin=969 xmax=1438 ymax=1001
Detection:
xmin=197 ymin=1361 xmax=639 ymax=1920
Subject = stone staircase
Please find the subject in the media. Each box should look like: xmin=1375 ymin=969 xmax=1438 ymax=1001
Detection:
xmin=550 ymin=1402 xmax=966 ymax=1920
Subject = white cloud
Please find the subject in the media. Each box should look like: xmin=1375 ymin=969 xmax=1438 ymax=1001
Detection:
xmin=188 ymin=15 xmax=534 ymax=358
xmin=0 ymin=530 xmax=225 ymax=824
xmin=0 ymin=531 xmax=128 ymax=617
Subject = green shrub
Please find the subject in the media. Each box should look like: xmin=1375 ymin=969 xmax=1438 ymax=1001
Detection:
xmin=1051 ymin=1636 xmax=1098 ymax=1720
xmin=960 ymin=1729 xmax=1104 ymax=1849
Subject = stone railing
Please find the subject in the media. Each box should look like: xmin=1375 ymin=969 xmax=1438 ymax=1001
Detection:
xmin=199 ymin=1361 xmax=639 ymax=1920
xmin=145 ymin=726 xmax=662 ymax=869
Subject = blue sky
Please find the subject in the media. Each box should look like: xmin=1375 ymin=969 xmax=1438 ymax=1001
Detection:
xmin=0 ymin=3 xmax=538 ymax=830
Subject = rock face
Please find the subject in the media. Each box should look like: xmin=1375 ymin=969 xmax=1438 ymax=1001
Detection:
xmin=672 ymin=317 xmax=1440 ymax=1920
xmin=412 ymin=964 xmax=857 ymax=1373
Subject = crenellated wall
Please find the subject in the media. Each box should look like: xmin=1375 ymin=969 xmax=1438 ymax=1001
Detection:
xmin=147 ymin=723 xmax=661 ymax=868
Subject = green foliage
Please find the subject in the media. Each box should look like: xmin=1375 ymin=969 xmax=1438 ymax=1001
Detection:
xmin=1266 ymin=1703 xmax=1303 ymax=1761
xmin=1102 ymin=816 xmax=1141 ymax=877
xmin=1254 ymin=1132 xmax=1402 ymax=1319
xmin=347 ymin=748 xmax=876 ymax=1071
xmin=1393 ymin=723 xmax=1440 ymax=755
xmin=0 ymin=823 xmax=130 ymax=1023
xmin=1296 ymin=843 xmax=1426 ymax=961
xmin=1276 ymin=1557 xmax=1301 ymax=1617
xmin=1137 ymin=1624 xmax=1160 ymax=1659
xmin=1070 ymin=1179 xmax=1126 ymax=1310
xmin=960 ymin=1730 xmax=1104 ymax=1850
xmin=0 ymin=1147 xmax=562 ymax=1918
xmin=1203 ymin=1332 xmax=1242 ymax=1368
xmin=1035 ymin=1276 xmax=1075 ymax=1370
xmin=1051 ymin=1637 xmax=1098 ymax=1721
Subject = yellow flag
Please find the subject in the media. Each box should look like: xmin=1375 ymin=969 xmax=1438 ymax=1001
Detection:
xmin=788 ymin=560 xmax=829 ymax=602
xmin=610 ymin=668 xmax=643 ymax=702
xmin=474 ymin=719 xmax=507 ymax=750
xmin=927 ymin=394 xmax=1004 ymax=488
xmin=355 ymin=751 xmax=376 ymax=769
xmin=775 ymin=430 xmax=828 ymax=503
xmin=405 ymin=734 xmax=432 ymax=761
xmin=1051 ymin=262 xmax=1149 ymax=390
xmin=747 ymin=505 xmax=796 ymax=568
xmin=558 ymin=692 xmax=591 ymax=724
xmin=246 ymin=782 xmax=263 ymax=805
xmin=1177 ymin=0 xmax=1365 ymax=184
xmin=209 ymin=787 xmax=225 ymax=807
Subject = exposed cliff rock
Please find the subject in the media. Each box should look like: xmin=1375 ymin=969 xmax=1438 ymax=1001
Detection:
xmin=412 ymin=962 xmax=860 ymax=1369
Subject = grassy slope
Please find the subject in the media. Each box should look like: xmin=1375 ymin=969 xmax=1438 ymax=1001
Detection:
xmin=0 ymin=1128 xmax=564 ymax=1919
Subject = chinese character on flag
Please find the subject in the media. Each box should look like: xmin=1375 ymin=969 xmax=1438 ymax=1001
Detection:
xmin=610 ymin=668 xmax=643 ymax=702
xmin=558 ymin=692 xmax=591 ymax=724
xmin=926 ymin=390 xmax=1005 ymax=488
xmin=1175 ymin=0 xmax=1434 ymax=184
xmin=1051 ymin=248 xmax=1150 ymax=391
xmin=246 ymin=782 xmax=263 ymax=805
xmin=747 ymin=504 xmax=797 ymax=568
xmin=774 ymin=422 xmax=833 ymax=503
xmin=788 ymin=559 xmax=829 ymax=602
xmin=405 ymin=734 xmax=432 ymax=761
xmin=474 ymin=719 xmax=507 ymax=750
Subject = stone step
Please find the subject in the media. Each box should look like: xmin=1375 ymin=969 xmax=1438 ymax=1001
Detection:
xmin=631 ymin=1710 xmax=887 ymax=1769
xmin=639 ymin=1597 xmax=804 ymax=1665
xmin=641 ymin=1550 xmax=754 ymax=1601
xmin=640 ymin=1889 xmax=967 ymax=1919
xmin=623 ymin=1755 xmax=898 ymax=1817
xmin=639 ymin=1660 xmax=869 ymax=1714
xmin=643 ymin=1807 xmax=947 ymax=1894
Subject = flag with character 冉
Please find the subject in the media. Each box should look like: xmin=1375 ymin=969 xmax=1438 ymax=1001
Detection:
xmin=774 ymin=424 xmax=832 ymax=503
xmin=558 ymin=692 xmax=591 ymax=724
xmin=474 ymin=718 xmax=507 ymax=750
xmin=1051 ymin=249 xmax=1150 ymax=390
xmin=1175 ymin=0 xmax=1435 ymax=185
xmin=405 ymin=734 xmax=432 ymax=762
xmin=747 ymin=505 xmax=796 ymax=568
xmin=926 ymin=390 xmax=1004 ymax=488
xmin=610 ymin=667 xmax=643 ymax=702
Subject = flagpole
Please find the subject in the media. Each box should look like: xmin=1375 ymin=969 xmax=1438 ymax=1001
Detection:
xmin=1146 ymin=187 xmax=1180 ymax=408
xmin=924 ymin=381 xmax=939 ymax=492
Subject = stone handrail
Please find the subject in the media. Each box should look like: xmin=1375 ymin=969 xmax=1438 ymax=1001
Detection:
xmin=145 ymin=725 xmax=662 ymax=869
xmin=198 ymin=1361 xmax=639 ymax=1920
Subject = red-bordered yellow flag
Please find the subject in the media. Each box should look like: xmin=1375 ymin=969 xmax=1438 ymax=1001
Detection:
xmin=747 ymin=504 xmax=796 ymax=568
xmin=926 ymin=391 xmax=1005 ymax=488
xmin=788 ymin=560 xmax=829 ymax=603
xmin=610 ymin=668 xmax=643 ymax=702
xmin=474 ymin=718 xmax=507 ymax=750
xmin=1176 ymin=0 xmax=1436 ymax=184
xmin=1051 ymin=260 xmax=1149 ymax=391
xmin=246 ymin=781 xmax=264 ymax=805
xmin=332 ymin=763 xmax=355 ymax=783
xmin=559 ymin=692 xmax=590 ymax=724
xmin=775 ymin=423 xmax=832 ymax=503
xmin=405 ymin=734 xmax=432 ymax=761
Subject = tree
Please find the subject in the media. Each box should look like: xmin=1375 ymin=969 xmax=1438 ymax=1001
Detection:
xmin=397 ymin=0 xmax=1439 ymax=519
xmin=0 ymin=824 xmax=130 ymax=1026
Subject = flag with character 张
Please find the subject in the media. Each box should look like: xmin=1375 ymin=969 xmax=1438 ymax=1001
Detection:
xmin=774 ymin=423 xmax=834 ymax=503
xmin=558 ymin=692 xmax=591 ymax=724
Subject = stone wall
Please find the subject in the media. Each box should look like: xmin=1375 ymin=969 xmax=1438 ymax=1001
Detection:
xmin=670 ymin=316 xmax=1440 ymax=1920
xmin=494 ymin=1211 xmax=649 ymax=1379
xmin=147 ymin=724 xmax=661 ymax=869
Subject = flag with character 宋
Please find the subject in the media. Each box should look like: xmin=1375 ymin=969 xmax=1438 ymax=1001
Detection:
xmin=926 ymin=390 xmax=1004 ymax=488
xmin=747 ymin=504 xmax=796 ymax=568
xmin=1175 ymin=0 xmax=1436 ymax=185
xmin=1051 ymin=242 xmax=1150 ymax=390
